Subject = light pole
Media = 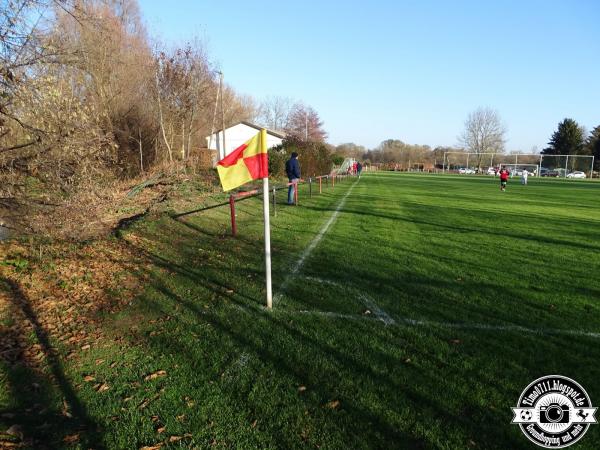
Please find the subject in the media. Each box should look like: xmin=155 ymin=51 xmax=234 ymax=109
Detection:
xmin=305 ymin=111 xmax=308 ymax=141
xmin=208 ymin=70 xmax=226 ymax=160
xmin=219 ymin=71 xmax=226 ymax=158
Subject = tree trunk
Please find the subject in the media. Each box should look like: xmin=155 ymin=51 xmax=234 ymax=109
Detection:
xmin=187 ymin=110 xmax=194 ymax=159
xmin=139 ymin=128 xmax=144 ymax=173
xmin=155 ymin=69 xmax=172 ymax=163
xmin=181 ymin=121 xmax=185 ymax=160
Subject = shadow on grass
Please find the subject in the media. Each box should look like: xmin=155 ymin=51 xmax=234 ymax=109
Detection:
xmin=113 ymin=241 xmax=600 ymax=449
xmin=110 ymin=215 xmax=600 ymax=449
xmin=63 ymin=173 xmax=597 ymax=449
xmin=0 ymin=278 xmax=104 ymax=449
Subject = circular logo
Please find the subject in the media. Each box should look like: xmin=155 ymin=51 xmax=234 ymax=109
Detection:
xmin=511 ymin=375 xmax=597 ymax=448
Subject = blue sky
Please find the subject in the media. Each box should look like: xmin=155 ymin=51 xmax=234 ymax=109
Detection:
xmin=138 ymin=0 xmax=600 ymax=151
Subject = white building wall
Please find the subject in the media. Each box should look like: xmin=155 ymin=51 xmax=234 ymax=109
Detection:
xmin=206 ymin=123 xmax=283 ymax=161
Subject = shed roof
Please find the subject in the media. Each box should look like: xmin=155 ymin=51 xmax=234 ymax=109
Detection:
xmin=210 ymin=121 xmax=286 ymax=140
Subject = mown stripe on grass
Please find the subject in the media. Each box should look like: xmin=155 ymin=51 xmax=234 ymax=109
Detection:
xmin=289 ymin=275 xmax=600 ymax=339
xmin=292 ymin=305 xmax=600 ymax=339
xmin=274 ymin=180 xmax=359 ymax=303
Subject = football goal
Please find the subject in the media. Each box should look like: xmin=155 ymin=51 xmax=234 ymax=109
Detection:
xmin=501 ymin=164 xmax=539 ymax=176
xmin=442 ymin=152 xmax=594 ymax=178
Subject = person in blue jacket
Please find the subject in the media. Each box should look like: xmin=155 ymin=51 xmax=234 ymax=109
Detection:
xmin=285 ymin=152 xmax=301 ymax=205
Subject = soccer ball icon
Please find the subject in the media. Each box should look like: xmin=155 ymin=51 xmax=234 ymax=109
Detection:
xmin=521 ymin=410 xmax=533 ymax=421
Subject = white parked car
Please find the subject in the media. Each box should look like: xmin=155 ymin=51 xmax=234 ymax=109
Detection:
xmin=487 ymin=167 xmax=497 ymax=175
xmin=458 ymin=168 xmax=475 ymax=174
xmin=566 ymin=171 xmax=586 ymax=179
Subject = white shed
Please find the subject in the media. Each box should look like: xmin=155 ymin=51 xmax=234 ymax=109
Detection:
xmin=206 ymin=121 xmax=285 ymax=162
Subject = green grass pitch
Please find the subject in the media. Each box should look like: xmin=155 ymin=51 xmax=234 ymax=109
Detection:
xmin=7 ymin=172 xmax=600 ymax=449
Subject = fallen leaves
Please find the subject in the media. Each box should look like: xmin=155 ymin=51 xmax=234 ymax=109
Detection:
xmin=4 ymin=425 xmax=23 ymax=440
xmin=61 ymin=399 xmax=73 ymax=418
xmin=138 ymin=391 xmax=163 ymax=410
xmin=144 ymin=370 xmax=167 ymax=381
xmin=95 ymin=383 xmax=110 ymax=392
xmin=169 ymin=434 xmax=192 ymax=443
xmin=0 ymin=239 xmax=146 ymax=372
xmin=325 ymin=400 xmax=340 ymax=409
xmin=63 ymin=433 xmax=80 ymax=443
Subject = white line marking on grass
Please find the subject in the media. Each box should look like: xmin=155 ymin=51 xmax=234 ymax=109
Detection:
xmin=398 ymin=318 xmax=600 ymax=339
xmin=298 ymin=310 xmax=364 ymax=321
xmin=294 ymin=307 xmax=600 ymax=339
xmin=289 ymin=276 xmax=600 ymax=339
xmin=274 ymin=182 xmax=358 ymax=303
xmin=358 ymin=293 xmax=396 ymax=325
xmin=300 ymin=276 xmax=396 ymax=325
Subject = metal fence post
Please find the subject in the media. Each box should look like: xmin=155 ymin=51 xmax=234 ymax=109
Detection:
xmin=229 ymin=194 xmax=237 ymax=237
xmin=294 ymin=181 xmax=298 ymax=205
xmin=309 ymin=177 xmax=312 ymax=198
xmin=272 ymin=187 xmax=277 ymax=217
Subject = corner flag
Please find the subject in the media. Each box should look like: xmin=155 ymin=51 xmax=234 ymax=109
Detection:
xmin=216 ymin=130 xmax=268 ymax=191
xmin=217 ymin=129 xmax=273 ymax=308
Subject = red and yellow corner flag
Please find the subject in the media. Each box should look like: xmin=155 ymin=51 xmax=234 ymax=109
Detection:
xmin=216 ymin=129 xmax=268 ymax=191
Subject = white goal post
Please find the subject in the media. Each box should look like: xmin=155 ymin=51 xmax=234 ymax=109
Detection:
xmin=442 ymin=152 xmax=595 ymax=178
xmin=501 ymin=164 xmax=539 ymax=177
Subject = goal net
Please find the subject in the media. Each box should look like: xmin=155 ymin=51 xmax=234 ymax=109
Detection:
xmin=536 ymin=154 xmax=593 ymax=177
xmin=335 ymin=158 xmax=356 ymax=175
xmin=443 ymin=152 xmax=594 ymax=178
xmin=500 ymin=164 xmax=540 ymax=176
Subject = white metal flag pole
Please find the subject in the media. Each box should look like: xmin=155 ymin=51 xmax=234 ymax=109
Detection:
xmin=263 ymin=176 xmax=273 ymax=308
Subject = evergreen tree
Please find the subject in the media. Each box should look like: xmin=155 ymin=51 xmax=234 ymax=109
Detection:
xmin=542 ymin=118 xmax=585 ymax=155
xmin=586 ymin=125 xmax=600 ymax=170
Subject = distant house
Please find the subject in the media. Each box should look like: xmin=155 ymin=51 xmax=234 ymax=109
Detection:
xmin=205 ymin=121 xmax=285 ymax=162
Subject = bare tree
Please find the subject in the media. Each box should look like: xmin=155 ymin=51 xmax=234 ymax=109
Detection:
xmin=335 ymin=143 xmax=366 ymax=159
xmin=285 ymin=103 xmax=327 ymax=142
xmin=0 ymin=0 xmax=272 ymax=237
xmin=257 ymin=96 xmax=293 ymax=131
xmin=221 ymin=86 xmax=257 ymax=126
xmin=459 ymin=107 xmax=506 ymax=167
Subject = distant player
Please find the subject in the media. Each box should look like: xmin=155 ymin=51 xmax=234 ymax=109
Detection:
xmin=521 ymin=169 xmax=528 ymax=185
xmin=499 ymin=167 xmax=509 ymax=191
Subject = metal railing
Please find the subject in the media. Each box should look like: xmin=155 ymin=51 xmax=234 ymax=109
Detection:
xmin=229 ymin=171 xmax=355 ymax=236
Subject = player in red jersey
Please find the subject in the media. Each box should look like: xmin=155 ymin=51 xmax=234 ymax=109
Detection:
xmin=499 ymin=167 xmax=509 ymax=191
